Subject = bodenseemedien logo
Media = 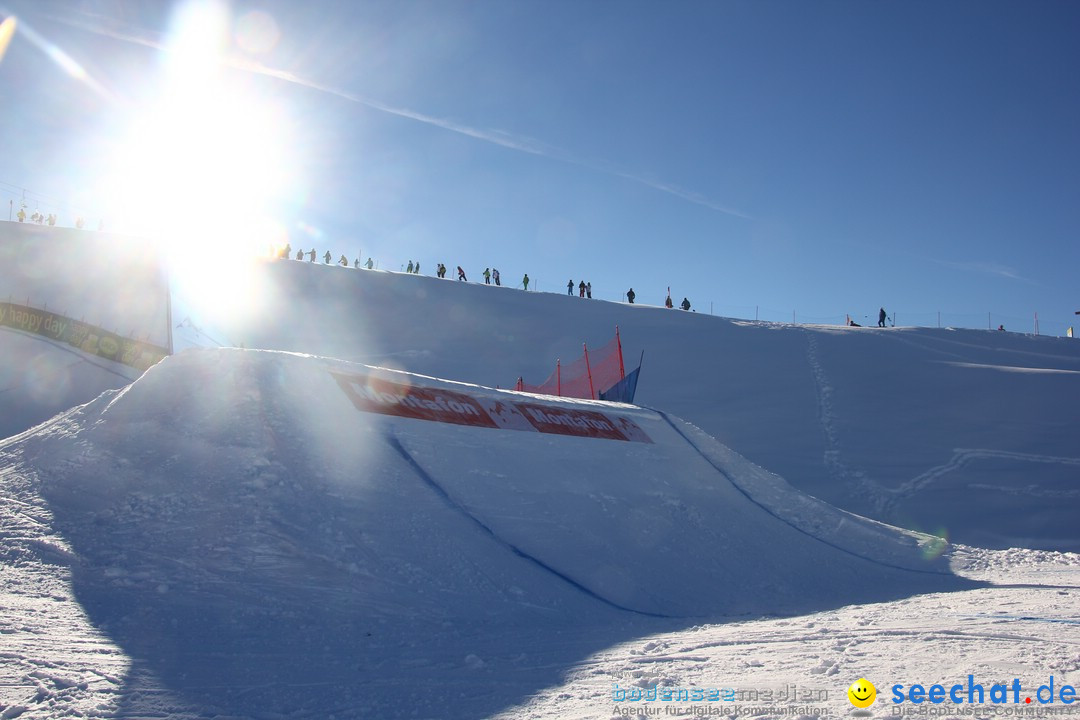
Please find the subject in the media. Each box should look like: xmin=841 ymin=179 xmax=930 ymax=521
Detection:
xmin=848 ymin=678 xmax=877 ymax=709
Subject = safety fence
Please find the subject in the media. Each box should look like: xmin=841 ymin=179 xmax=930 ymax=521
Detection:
xmin=514 ymin=327 xmax=641 ymax=403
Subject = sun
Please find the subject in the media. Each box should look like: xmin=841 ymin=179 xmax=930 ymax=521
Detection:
xmin=102 ymin=0 xmax=296 ymax=321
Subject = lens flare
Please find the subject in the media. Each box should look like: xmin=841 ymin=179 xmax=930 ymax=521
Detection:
xmin=0 ymin=15 xmax=16 ymax=63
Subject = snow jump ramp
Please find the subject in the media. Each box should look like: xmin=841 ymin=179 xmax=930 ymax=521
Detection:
xmin=1 ymin=348 xmax=977 ymax=718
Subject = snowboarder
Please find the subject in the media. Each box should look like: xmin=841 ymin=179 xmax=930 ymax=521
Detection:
xmin=567 ymin=279 xmax=574 ymax=296
xmin=523 ymin=274 xmax=529 ymax=290
xmin=493 ymin=268 xmax=501 ymax=286
xmin=339 ymin=254 xmax=348 ymax=266
xmin=308 ymin=248 xmax=317 ymax=262
xmin=878 ymin=308 xmax=887 ymax=328
xmin=296 ymin=249 xmax=304 ymax=260
xmin=483 ymin=268 xmax=491 ymax=284
xmin=665 ymin=296 xmax=673 ymax=309
xmin=407 ymin=260 xmax=414 ymax=273
xmin=323 ymin=250 xmax=332 ymax=264
xmin=437 ymin=263 xmax=446 ymax=278
xmin=457 ymin=266 xmax=467 ymax=281
xmin=414 ymin=262 xmax=420 ymax=274
xmin=578 ymin=280 xmax=586 ymax=298
xmin=681 ymin=297 xmax=691 ymax=311
xmin=365 ymin=257 xmax=374 ymax=269
xmin=627 ymin=288 xmax=636 ymax=304
xmin=586 ymin=281 xmax=591 ymax=299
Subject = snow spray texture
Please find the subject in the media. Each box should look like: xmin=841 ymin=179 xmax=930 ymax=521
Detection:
xmin=331 ymin=370 xmax=653 ymax=443
xmin=0 ymin=301 xmax=169 ymax=372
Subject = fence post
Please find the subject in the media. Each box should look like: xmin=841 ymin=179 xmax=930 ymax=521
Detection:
xmin=584 ymin=342 xmax=595 ymax=400
xmin=615 ymin=326 xmax=625 ymax=380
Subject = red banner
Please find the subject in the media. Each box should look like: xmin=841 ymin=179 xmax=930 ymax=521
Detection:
xmin=330 ymin=370 xmax=652 ymax=443
xmin=511 ymin=402 xmax=632 ymax=441
xmin=331 ymin=372 xmax=498 ymax=428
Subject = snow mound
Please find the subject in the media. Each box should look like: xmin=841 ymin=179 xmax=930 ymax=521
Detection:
xmin=0 ymin=348 xmax=977 ymax=718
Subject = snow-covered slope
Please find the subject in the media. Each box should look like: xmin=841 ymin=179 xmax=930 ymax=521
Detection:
xmin=0 ymin=348 xmax=976 ymax=718
xmin=0 ymin=330 xmax=140 ymax=439
xmin=205 ymin=259 xmax=1080 ymax=551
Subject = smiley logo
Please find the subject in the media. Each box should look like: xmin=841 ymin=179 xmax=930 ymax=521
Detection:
xmin=847 ymin=678 xmax=876 ymax=708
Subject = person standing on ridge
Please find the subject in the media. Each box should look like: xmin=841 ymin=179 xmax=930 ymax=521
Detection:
xmin=406 ymin=260 xmax=414 ymax=273
xmin=283 ymin=242 xmax=291 ymax=259
xmin=457 ymin=266 xmax=467 ymax=281
xmin=296 ymin=248 xmax=304 ymax=261
xmin=523 ymin=273 xmax=529 ymax=290
xmin=308 ymin=248 xmax=317 ymax=262
xmin=493 ymin=268 xmax=501 ymax=286
xmin=586 ymin=281 xmax=592 ymax=299
xmin=578 ymin=280 xmax=586 ymax=297
xmin=665 ymin=296 xmax=673 ymax=309
xmin=878 ymin=307 xmax=887 ymax=327
xmin=626 ymin=288 xmax=636 ymax=304
xmin=484 ymin=268 xmax=491 ymax=284
xmin=366 ymin=257 xmax=374 ymax=269
xmin=567 ymin=279 xmax=574 ymax=296
xmin=681 ymin=297 xmax=691 ymax=311
xmin=323 ymin=250 xmax=332 ymax=264
xmin=339 ymin=254 xmax=348 ymax=266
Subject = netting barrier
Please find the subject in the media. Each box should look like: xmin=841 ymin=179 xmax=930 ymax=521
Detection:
xmin=514 ymin=328 xmax=631 ymax=401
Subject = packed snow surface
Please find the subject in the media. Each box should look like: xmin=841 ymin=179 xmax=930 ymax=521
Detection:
xmin=1 ymin=256 xmax=1078 ymax=719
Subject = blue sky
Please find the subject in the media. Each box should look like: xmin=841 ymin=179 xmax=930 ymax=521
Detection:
xmin=1 ymin=0 xmax=1078 ymax=333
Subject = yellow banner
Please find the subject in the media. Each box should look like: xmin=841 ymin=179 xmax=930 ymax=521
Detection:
xmin=0 ymin=302 xmax=169 ymax=372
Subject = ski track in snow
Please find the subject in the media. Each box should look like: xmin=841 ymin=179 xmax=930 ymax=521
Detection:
xmin=887 ymin=448 xmax=1080 ymax=507
xmin=803 ymin=332 xmax=882 ymax=509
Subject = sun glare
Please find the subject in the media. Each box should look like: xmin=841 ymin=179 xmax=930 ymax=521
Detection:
xmin=103 ymin=0 xmax=296 ymax=321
